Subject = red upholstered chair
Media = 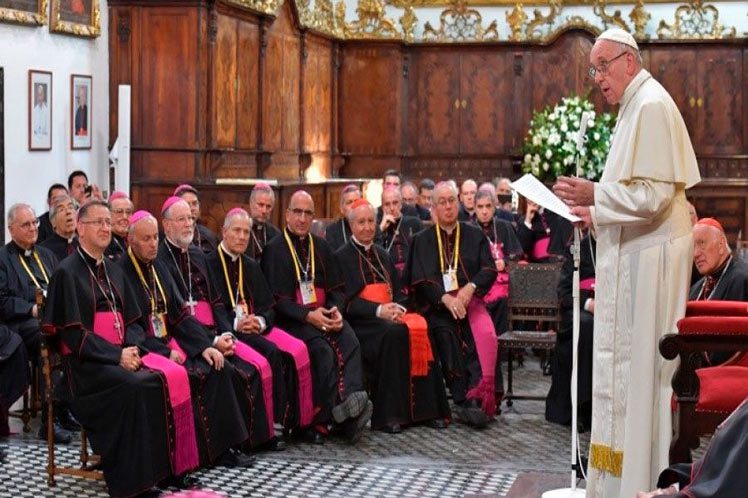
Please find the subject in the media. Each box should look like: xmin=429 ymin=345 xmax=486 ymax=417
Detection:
xmin=659 ymin=300 xmax=748 ymax=464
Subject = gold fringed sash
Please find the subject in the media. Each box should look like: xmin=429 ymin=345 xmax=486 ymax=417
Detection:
xmin=589 ymin=443 xmax=624 ymax=477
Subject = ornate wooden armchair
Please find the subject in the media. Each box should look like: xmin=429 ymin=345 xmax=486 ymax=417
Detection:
xmin=659 ymin=300 xmax=748 ymax=464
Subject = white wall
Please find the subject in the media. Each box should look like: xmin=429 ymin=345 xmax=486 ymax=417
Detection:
xmin=1 ymin=4 xmax=109 ymax=241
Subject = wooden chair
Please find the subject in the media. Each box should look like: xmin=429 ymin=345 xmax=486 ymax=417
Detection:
xmin=498 ymin=262 xmax=562 ymax=406
xmin=659 ymin=300 xmax=748 ymax=464
xmin=38 ymin=290 xmax=103 ymax=486
xmin=8 ymin=361 xmax=39 ymax=432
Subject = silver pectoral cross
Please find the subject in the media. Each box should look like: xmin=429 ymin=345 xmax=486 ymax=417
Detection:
xmin=185 ymin=296 xmax=197 ymax=315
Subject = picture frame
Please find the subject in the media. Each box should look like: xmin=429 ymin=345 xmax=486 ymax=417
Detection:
xmin=0 ymin=0 xmax=47 ymax=27
xmin=71 ymin=74 xmax=92 ymax=149
xmin=28 ymin=69 xmax=52 ymax=151
xmin=50 ymin=0 xmax=101 ymax=38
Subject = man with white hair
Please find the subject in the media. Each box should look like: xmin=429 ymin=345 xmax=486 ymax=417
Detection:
xmin=379 ymin=187 xmax=423 ymax=280
xmin=326 ymin=184 xmax=363 ymax=251
xmin=105 ymin=191 xmax=134 ymax=261
xmin=246 ymin=182 xmax=281 ymax=260
xmin=554 ymin=28 xmax=701 ymax=496
xmin=40 ymin=194 xmax=78 ymax=261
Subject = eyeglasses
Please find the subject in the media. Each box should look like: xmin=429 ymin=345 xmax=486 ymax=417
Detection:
xmin=289 ymin=208 xmax=314 ymax=218
xmin=436 ymin=197 xmax=458 ymax=207
xmin=15 ymin=220 xmax=40 ymax=230
xmin=80 ymin=218 xmax=112 ymax=227
xmin=111 ymin=208 xmax=134 ymax=216
xmin=588 ymin=51 xmax=628 ymax=78
xmin=169 ymin=215 xmax=195 ymax=224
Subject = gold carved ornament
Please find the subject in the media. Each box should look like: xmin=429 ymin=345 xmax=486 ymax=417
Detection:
xmin=50 ymin=0 xmax=101 ymax=38
xmin=629 ymin=0 xmax=651 ymax=39
xmin=400 ymin=6 xmax=418 ymax=42
xmin=225 ymin=0 xmax=282 ymax=15
xmin=0 ymin=0 xmax=47 ymax=27
xmin=524 ymin=0 xmax=561 ymax=40
xmin=344 ymin=0 xmax=400 ymax=39
xmin=593 ymin=0 xmax=630 ymax=32
xmin=505 ymin=4 xmax=527 ymax=41
xmin=657 ymin=0 xmax=736 ymax=39
xmin=422 ymin=0 xmax=499 ymax=42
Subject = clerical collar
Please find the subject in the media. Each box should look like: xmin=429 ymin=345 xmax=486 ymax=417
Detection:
xmin=285 ymin=228 xmax=308 ymax=244
xmin=56 ymin=231 xmax=75 ymax=244
xmin=166 ymin=237 xmax=189 ymax=254
xmin=11 ymin=240 xmax=34 ymax=257
xmin=438 ymin=223 xmax=458 ymax=235
xmin=708 ymin=254 xmax=732 ymax=280
xmin=253 ymin=221 xmax=265 ymax=231
xmin=351 ymin=235 xmax=373 ymax=251
xmin=79 ymin=244 xmax=104 ymax=266
xmin=220 ymin=241 xmax=240 ymax=262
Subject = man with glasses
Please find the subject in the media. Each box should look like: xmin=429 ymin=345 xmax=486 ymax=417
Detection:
xmin=105 ymin=191 xmax=134 ymax=262
xmin=408 ymin=182 xmax=498 ymax=429
xmin=261 ymin=190 xmax=372 ymax=445
xmin=0 ymin=203 xmax=74 ymax=443
xmin=553 ymin=28 xmax=701 ymax=497
xmin=40 ymin=194 xmax=78 ymax=261
xmin=174 ymin=184 xmax=218 ymax=254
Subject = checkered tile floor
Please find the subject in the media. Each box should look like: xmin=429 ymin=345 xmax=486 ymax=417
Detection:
xmin=1 ymin=360 xmax=595 ymax=497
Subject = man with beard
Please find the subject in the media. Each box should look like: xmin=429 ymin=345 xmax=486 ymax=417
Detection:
xmin=337 ymin=199 xmax=450 ymax=433
xmin=409 ymin=182 xmax=499 ymax=428
xmin=246 ymin=182 xmax=281 ymax=260
xmin=262 ymin=190 xmax=373 ymax=444
xmin=379 ymin=187 xmax=422 ymax=282
xmin=43 ymin=200 xmax=183 ymax=497
xmin=105 ymin=191 xmax=133 ymax=261
xmin=157 ymin=197 xmax=276 ymax=449
xmin=40 ymin=194 xmax=78 ymax=261
xmin=122 ymin=210 xmax=253 ymax=469
xmin=174 ymin=184 xmax=218 ymax=254
xmin=208 ymin=208 xmax=315 ymax=441
xmin=0 ymin=203 xmax=74 ymax=442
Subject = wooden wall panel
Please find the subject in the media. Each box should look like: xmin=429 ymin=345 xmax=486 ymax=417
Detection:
xmin=211 ymin=13 xmax=238 ymax=148
xmin=139 ymin=8 xmax=201 ymax=148
xmin=697 ymin=48 xmax=743 ymax=156
xmin=339 ymin=44 xmax=403 ymax=156
xmin=649 ymin=48 xmax=698 ymax=142
xmin=303 ymin=36 xmax=333 ymax=154
xmin=237 ymin=21 xmax=260 ymax=150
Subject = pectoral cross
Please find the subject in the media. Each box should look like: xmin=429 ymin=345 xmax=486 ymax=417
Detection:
xmin=185 ymin=296 xmax=197 ymax=315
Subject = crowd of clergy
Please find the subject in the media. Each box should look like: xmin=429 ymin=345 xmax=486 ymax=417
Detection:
xmin=1 ymin=167 xmax=746 ymax=497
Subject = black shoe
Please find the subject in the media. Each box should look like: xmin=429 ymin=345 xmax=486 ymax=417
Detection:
xmin=345 ymin=400 xmax=373 ymax=445
xmin=38 ymin=421 xmax=73 ymax=444
xmin=264 ymin=436 xmax=286 ymax=451
xmin=158 ymin=473 xmax=199 ymax=490
xmin=332 ymin=391 xmax=369 ymax=424
xmin=301 ymin=428 xmax=325 ymax=445
xmin=426 ymin=418 xmax=449 ymax=429
xmin=216 ymin=448 xmax=256 ymax=468
xmin=56 ymin=407 xmax=81 ymax=432
xmin=381 ymin=423 xmax=402 ymax=434
xmin=455 ymin=400 xmax=489 ymax=429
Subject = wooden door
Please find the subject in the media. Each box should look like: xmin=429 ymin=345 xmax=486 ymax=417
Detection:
xmin=648 ymin=48 xmax=698 ymax=141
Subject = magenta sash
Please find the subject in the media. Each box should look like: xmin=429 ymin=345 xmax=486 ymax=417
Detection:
xmin=464 ymin=299 xmax=498 ymax=417
xmin=484 ymin=241 xmax=509 ymax=303
xmin=193 ymin=301 xmax=215 ymax=327
xmin=265 ymin=327 xmax=314 ymax=427
xmin=233 ymin=341 xmax=274 ymax=435
xmin=580 ymin=278 xmax=596 ymax=292
xmin=140 ymin=352 xmax=199 ymax=475
xmin=532 ymin=236 xmax=551 ymax=260
xmin=294 ymin=287 xmax=327 ymax=310
xmin=92 ymin=311 xmax=125 ymax=346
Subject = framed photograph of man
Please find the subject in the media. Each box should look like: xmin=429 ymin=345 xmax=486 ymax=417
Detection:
xmin=0 ymin=0 xmax=47 ymax=26
xmin=28 ymin=70 xmax=52 ymax=151
xmin=71 ymin=74 xmax=92 ymax=149
xmin=50 ymin=0 xmax=101 ymax=38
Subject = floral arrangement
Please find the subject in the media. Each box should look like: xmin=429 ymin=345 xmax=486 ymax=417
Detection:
xmin=521 ymin=95 xmax=616 ymax=181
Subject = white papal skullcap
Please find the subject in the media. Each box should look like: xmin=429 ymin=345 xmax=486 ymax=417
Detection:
xmin=597 ymin=28 xmax=639 ymax=51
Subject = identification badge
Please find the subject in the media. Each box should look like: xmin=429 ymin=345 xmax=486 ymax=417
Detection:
xmin=299 ymin=280 xmax=317 ymax=305
xmin=151 ymin=313 xmax=168 ymax=339
xmin=235 ymin=300 xmax=248 ymax=321
xmin=442 ymin=270 xmax=458 ymax=292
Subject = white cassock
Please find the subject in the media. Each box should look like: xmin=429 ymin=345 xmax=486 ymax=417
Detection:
xmin=586 ymin=69 xmax=701 ymax=497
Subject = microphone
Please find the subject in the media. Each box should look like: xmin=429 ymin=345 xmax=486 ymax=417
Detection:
xmin=576 ymin=111 xmax=591 ymax=151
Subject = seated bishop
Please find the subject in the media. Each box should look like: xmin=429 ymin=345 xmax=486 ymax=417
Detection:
xmin=174 ymin=184 xmax=218 ymax=254
xmin=337 ymin=199 xmax=450 ymax=433
xmin=104 ymin=191 xmax=133 ymax=262
xmin=121 ymin=210 xmax=253 ymax=469
xmin=39 ymin=193 xmax=78 ymax=262
xmin=245 ymin=182 xmax=282 ymax=260
xmin=378 ymin=187 xmax=423 ymax=282
xmin=207 ymin=208 xmax=315 ymax=438
xmin=261 ymin=190 xmax=373 ymax=444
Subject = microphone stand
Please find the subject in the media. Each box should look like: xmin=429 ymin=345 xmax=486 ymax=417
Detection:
xmin=542 ymin=112 xmax=590 ymax=498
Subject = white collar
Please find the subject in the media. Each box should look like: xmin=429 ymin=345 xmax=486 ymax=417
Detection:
xmin=351 ymin=235 xmax=373 ymax=251
xmin=79 ymin=244 xmax=104 ymax=266
xmin=220 ymin=241 xmax=240 ymax=262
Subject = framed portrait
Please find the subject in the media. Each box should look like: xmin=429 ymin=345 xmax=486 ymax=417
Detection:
xmin=0 ymin=0 xmax=47 ymax=26
xmin=71 ymin=74 xmax=92 ymax=149
xmin=28 ymin=70 xmax=52 ymax=151
xmin=50 ymin=0 xmax=101 ymax=38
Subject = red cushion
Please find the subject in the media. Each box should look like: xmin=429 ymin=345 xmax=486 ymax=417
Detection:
xmin=677 ymin=316 xmax=748 ymax=335
xmin=695 ymin=366 xmax=748 ymax=413
xmin=686 ymin=300 xmax=748 ymax=317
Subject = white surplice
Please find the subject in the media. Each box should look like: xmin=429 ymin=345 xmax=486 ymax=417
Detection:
xmin=586 ymin=69 xmax=701 ymax=498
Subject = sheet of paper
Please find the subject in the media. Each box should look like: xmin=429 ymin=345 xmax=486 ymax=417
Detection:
xmin=510 ymin=173 xmax=581 ymax=223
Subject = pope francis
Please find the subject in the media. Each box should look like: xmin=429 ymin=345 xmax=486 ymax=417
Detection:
xmin=554 ymin=28 xmax=701 ymax=497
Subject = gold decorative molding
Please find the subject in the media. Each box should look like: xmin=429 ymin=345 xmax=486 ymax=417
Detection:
xmin=344 ymin=0 xmax=400 ymax=39
xmin=629 ymin=0 xmax=651 ymax=39
xmin=593 ymin=0 xmax=630 ymax=32
xmin=525 ymin=0 xmax=561 ymax=41
xmin=506 ymin=4 xmax=527 ymax=41
xmin=390 ymin=0 xmax=744 ymax=5
xmin=422 ymin=0 xmax=499 ymax=41
xmin=657 ymin=0 xmax=736 ymax=39
xmin=50 ymin=0 xmax=101 ymax=38
xmin=400 ymin=6 xmax=417 ymax=42
xmin=225 ymin=0 xmax=282 ymax=16
xmin=0 ymin=0 xmax=47 ymax=27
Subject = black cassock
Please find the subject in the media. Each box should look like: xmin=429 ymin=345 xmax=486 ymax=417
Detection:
xmin=245 ymin=221 xmax=281 ymax=261
xmin=39 ymin=233 xmax=78 ymax=263
xmin=545 ymin=233 xmax=595 ymax=428
xmin=206 ymin=245 xmax=299 ymax=429
xmin=105 ymin=233 xmax=128 ymax=262
xmin=689 ymin=256 xmax=748 ymax=366
xmin=261 ymin=229 xmax=364 ymax=425
xmin=408 ymin=223 xmax=497 ymax=405
xmin=336 ymin=239 xmax=450 ymax=429
xmin=516 ymin=209 xmax=573 ymax=262
xmin=0 ymin=325 xmax=29 ymax=420
xmin=192 ymin=223 xmax=218 ymax=254
xmin=379 ymin=215 xmax=423 ymax=283
xmin=43 ymin=249 xmax=172 ymax=498
xmin=37 ymin=211 xmax=54 ymax=243
xmin=0 ymin=241 xmax=58 ymax=357
xmin=157 ymin=239 xmax=272 ymax=447
xmin=119 ymin=254 xmax=248 ymax=464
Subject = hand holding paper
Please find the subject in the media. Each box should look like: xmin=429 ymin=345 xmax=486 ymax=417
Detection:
xmin=510 ymin=174 xmax=581 ymax=223
xmin=553 ymin=176 xmax=595 ymax=208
